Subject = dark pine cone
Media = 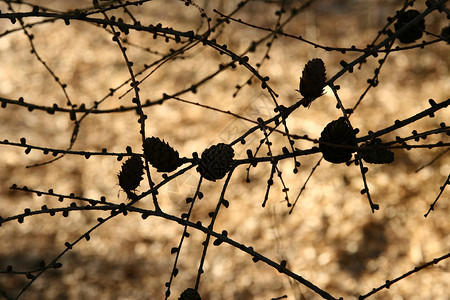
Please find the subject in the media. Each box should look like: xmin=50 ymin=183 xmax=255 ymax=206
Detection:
xmin=179 ymin=288 xmax=201 ymax=300
xmin=197 ymin=143 xmax=234 ymax=181
xmin=299 ymin=58 xmax=327 ymax=104
xmin=143 ymin=137 xmax=181 ymax=173
xmin=319 ymin=118 xmax=357 ymax=164
xmin=361 ymin=140 xmax=395 ymax=164
xmin=441 ymin=25 xmax=450 ymax=44
xmin=118 ymin=155 xmax=144 ymax=192
xmin=394 ymin=10 xmax=425 ymax=44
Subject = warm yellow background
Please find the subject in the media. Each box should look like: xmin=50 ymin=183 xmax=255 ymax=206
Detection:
xmin=0 ymin=1 xmax=449 ymax=299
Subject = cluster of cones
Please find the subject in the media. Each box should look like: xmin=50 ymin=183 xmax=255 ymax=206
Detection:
xmin=118 ymin=137 xmax=235 ymax=195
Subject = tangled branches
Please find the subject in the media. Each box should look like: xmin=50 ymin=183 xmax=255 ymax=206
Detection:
xmin=0 ymin=0 xmax=449 ymax=299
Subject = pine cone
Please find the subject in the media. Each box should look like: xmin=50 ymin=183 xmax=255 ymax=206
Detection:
xmin=394 ymin=10 xmax=425 ymax=44
xmin=179 ymin=288 xmax=201 ymax=300
xmin=143 ymin=137 xmax=181 ymax=172
xmin=441 ymin=25 xmax=450 ymax=44
xmin=197 ymin=143 xmax=234 ymax=181
xmin=118 ymin=155 xmax=144 ymax=192
xmin=361 ymin=140 xmax=394 ymax=164
xmin=299 ymin=58 xmax=327 ymax=104
xmin=319 ymin=118 xmax=357 ymax=164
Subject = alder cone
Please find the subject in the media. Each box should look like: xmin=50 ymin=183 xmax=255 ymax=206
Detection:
xmin=361 ymin=140 xmax=395 ymax=164
xmin=118 ymin=155 xmax=144 ymax=192
xmin=143 ymin=137 xmax=180 ymax=172
xmin=441 ymin=25 xmax=450 ymax=44
xmin=319 ymin=118 xmax=357 ymax=164
xmin=394 ymin=10 xmax=425 ymax=44
xmin=299 ymin=58 xmax=327 ymax=102
xmin=179 ymin=288 xmax=201 ymax=300
xmin=197 ymin=143 xmax=234 ymax=181
xmin=362 ymin=149 xmax=394 ymax=164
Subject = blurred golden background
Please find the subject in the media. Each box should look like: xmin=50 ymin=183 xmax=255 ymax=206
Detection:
xmin=0 ymin=0 xmax=449 ymax=299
